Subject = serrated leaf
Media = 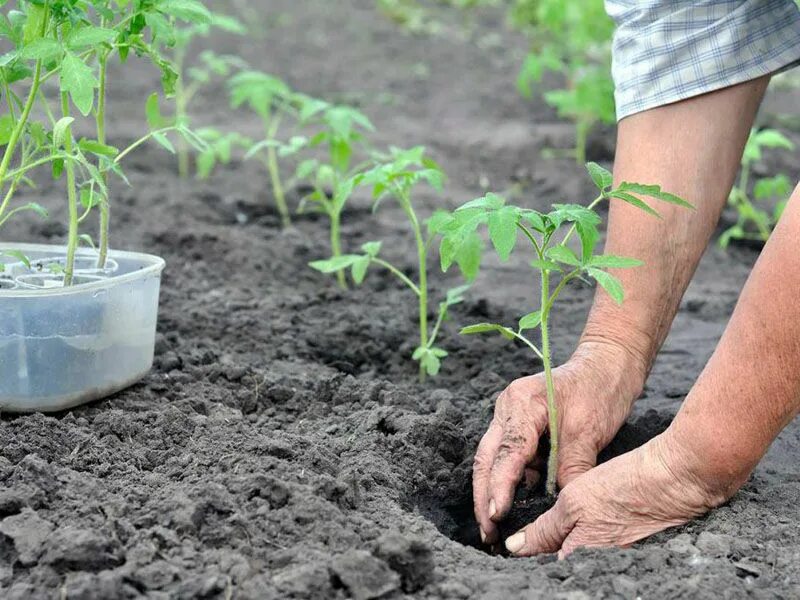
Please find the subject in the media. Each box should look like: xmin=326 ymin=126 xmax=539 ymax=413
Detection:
xmin=454 ymin=231 xmax=482 ymax=282
xmin=53 ymin=116 xmax=74 ymax=149
xmin=445 ymin=284 xmax=470 ymax=306
xmin=546 ymin=245 xmax=581 ymax=266
xmin=587 ymin=267 xmax=625 ymax=304
xmin=615 ymin=182 xmax=693 ymax=209
xmin=60 ymin=52 xmax=98 ymax=116
xmin=67 ymin=26 xmax=117 ymax=50
xmin=78 ymin=138 xmax=119 ymax=157
xmin=608 ymin=190 xmax=660 ymax=218
xmin=530 ymin=258 xmax=562 ymax=272
xmin=586 ymin=161 xmax=613 ymax=191
xmin=19 ymin=38 xmax=61 ymax=61
xmin=458 ymin=193 xmax=505 ymax=212
xmin=158 ymin=0 xmax=212 ymax=23
xmin=518 ymin=311 xmax=542 ymax=331
xmin=488 ymin=206 xmax=518 ymax=261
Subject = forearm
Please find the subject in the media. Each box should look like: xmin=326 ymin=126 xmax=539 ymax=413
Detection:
xmin=667 ymin=184 xmax=800 ymax=500
xmin=578 ymin=77 xmax=770 ymax=384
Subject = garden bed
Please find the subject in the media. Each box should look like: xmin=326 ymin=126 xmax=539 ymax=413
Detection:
xmin=1 ymin=1 xmax=800 ymax=598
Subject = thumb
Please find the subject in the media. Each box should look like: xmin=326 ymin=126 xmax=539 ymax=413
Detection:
xmin=556 ymin=437 xmax=598 ymax=489
xmin=504 ymin=494 xmax=577 ymax=557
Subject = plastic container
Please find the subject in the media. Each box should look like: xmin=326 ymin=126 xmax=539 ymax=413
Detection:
xmin=0 ymin=243 xmax=166 ymax=412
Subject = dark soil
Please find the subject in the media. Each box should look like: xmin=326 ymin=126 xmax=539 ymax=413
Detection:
xmin=2 ymin=1 xmax=800 ymax=598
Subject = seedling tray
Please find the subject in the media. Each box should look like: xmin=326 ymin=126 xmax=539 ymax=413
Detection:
xmin=0 ymin=243 xmax=165 ymax=412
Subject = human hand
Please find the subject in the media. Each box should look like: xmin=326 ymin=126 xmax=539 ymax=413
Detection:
xmin=473 ymin=341 xmax=647 ymax=545
xmin=502 ymin=430 xmax=728 ymax=557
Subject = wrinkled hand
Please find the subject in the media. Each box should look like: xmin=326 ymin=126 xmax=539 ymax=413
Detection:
xmin=503 ymin=432 xmax=726 ymax=557
xmin=473 ymin=341 xmax=646 ymax=545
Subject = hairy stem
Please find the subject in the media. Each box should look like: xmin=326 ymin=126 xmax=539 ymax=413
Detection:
xmin=540 ymin=269 xmax=559 ymax=497
xmin=371 ymin=258 xmax=421 ymax=296
xmin=330 ymin=209 xmax=347 ymax=289
xmin=61 ymin=93 xmax=79 ymax=287
xmin=265 ymin=117 xmax=290 ymax=227
xmin=96 ymin=49 xmax=110 ymax=268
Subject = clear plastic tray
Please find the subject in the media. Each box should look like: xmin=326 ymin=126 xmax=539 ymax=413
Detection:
xmin=0 ymin=243 xmax=166 ymax=412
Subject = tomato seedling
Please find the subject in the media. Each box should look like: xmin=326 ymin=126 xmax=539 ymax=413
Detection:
xmin=721 ymin=128 xmax=795 ymax=248
xmin=155 ymin=10 xmax=246 ymax=178
xmin=310 ymin=146 xmax=469 ymax=380
xmin=295 ymin=98 xmax=374 ymax=288
xmin=513 ymin=0 xmax=615 ymax=164
xmin=228 ymin=70 xmax=298 ymax=227
xmin=436 ymin=163 xmax=691 ymax=496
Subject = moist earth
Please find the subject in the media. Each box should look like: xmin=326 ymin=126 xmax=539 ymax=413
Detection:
xmin=2 ymin=1 xmax=800 ymax=598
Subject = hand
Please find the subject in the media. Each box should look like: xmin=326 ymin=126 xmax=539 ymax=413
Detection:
xmin=503 ymin=431 xmax=729 ymax=557
xmin=473 ymin=340 xmax=647 ymax=545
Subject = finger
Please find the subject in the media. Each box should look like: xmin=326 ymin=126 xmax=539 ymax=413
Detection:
xmin=505 ymin=495 xmax=577 ymax=557
xmin=523 ymin=468 xmax=541 ymax=489
xmin=488 ymin=406 xmax=547 ymax=520
xmin=557 ymin=437 xmax=598 ymax=489
xmin=473 ymin=421 xmax=503 ymax=544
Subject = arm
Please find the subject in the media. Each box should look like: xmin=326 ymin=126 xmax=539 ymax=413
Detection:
xmin=474 ymin=77 xmax=770 ymax=545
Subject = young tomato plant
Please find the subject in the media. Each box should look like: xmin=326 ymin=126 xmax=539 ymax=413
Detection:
xmin=437 ymin=163 xmax=692 ymax=496
xmin=0 ymin=0 xmax=209 ymax=283
xmin=513 ymin=0 xmax=615 ymax=164
xmin=310 ymin=146 xmax=469 ymax=380
xmin=295 ymin=98 xmax=374 ymax=289
xmin=228 ymin=70 xmax=297 ymax=227
xmin=153 ymin=10 xmax=247 ymax=178
xmin=721 ymin=128 xmax=795 ymax=248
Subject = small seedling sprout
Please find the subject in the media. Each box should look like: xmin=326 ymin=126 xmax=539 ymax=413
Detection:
xmin=437 ymin=163 xmax=692 ymax=496
xmin=310 ymin=146 xmax=470 ymax=380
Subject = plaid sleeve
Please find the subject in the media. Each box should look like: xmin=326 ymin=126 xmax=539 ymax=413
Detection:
xmin=606 ymin=0 xmax=800 ymax=120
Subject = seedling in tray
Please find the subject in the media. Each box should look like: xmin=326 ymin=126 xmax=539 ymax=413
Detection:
xmin=310 ymin=146 xmax=470 ymax=380
xmin=437 ymin=163 xmax=692 ymax=496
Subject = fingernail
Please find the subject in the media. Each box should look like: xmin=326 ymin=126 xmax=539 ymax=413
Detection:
xmin=505 ymin=531 xmax=526 ymax=554
xmin=489 ymin=499 xmax=496 ymax=519
xmin=480 ymin=528 xmax=487 ymax=543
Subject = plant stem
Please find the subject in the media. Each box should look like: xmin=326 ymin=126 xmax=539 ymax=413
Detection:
xmin=402 ymin=195 xmax=429 ymax=382
xmin=174 ymin=46 xmax=190 ymax=179
xmin=540 ymin=269 xmax=559 ymax=497
xmin=330 ymin=209 xmax=347 ymax=289
xmin=0 ymin=60 xmax=44 ymax=222
xmin=265 ymin=116 xmax=291 ymax=227
xmin=574 ymin=118 xmax=589 ymax=166
xmin=61 ymin=92 xmax=79 ymax=287
xmin=96 ymin=49 xmax=110 ymax=268
xmin=371 ymin=258 xmax=421 ymax=296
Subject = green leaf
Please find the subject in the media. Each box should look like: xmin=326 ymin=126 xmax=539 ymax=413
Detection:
xmin=454 ymin=231 xmax=482 ymax=282
xmin=518 ymin=311 xmax=542 ymax=331
xmin=60 ymin=52 xmax=98 ymax=116
xmin=576 ymin=221 xmax=599 ymax=262
xmin=23 ymin=4 xmax=46 ymax=45
xmin=587 ymin=255 xmax=643 ymax=269
xmin=1 ymin=249 xmax=31 ymax=268
xmin=615 ymin=182 xmax=693 ymax=209
xmin=530 ymin=258 xmax=562 ymax=272
xmin=520 ymin=209 xmax=546 ymax=233
xmin=587 ymin=267 xmax=625 ymax=304
xmin=78 ymin=139 xmax=119 ymax=157
xmin=444 ymin=284 xmax=470 ymax=307
xmin=78 ymin=234 xmax=95 ymax=249
xmin=66 ymin=26 xmax=117 ymax=50
xmin=0 ymin=114 xmax=14 ymax=146
xmin=53 ymin=116 xmax=74 ymax=149
xmin=19 ymin=38 xmax=61 ymax=61
xmin=586 ymin=162 xmax=613 ymax=191
xmin=460 ymin=323 xmax=516 ymax=341
xmin=607 ymin=190 xmax=660 ymax=218
xmin=458 ymin=193 xmax=505 ymax=212
xmin=158 ymin=0 xmax=212 ymax=23
xmin=152 ymin=132 xmax=176 ymax=154
xmin=145 ymin=93 xmax=167 ymax=129
xmin=752 ymin=128 xmax=794 ymax=151
xmin=488 ymin=206 xmax=518 ymax=261
xmin=309 ymin=255 xmax=360 ymax=273
xmin=351 ymin=256 xmax=370 ymax=284
xmin=361 ymin=241 xmax=382 ymax=257
xmin=19 ymin=202 xmax=47 ymax=218
xmin=545 ymin=245 xmax=581 ymax=267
